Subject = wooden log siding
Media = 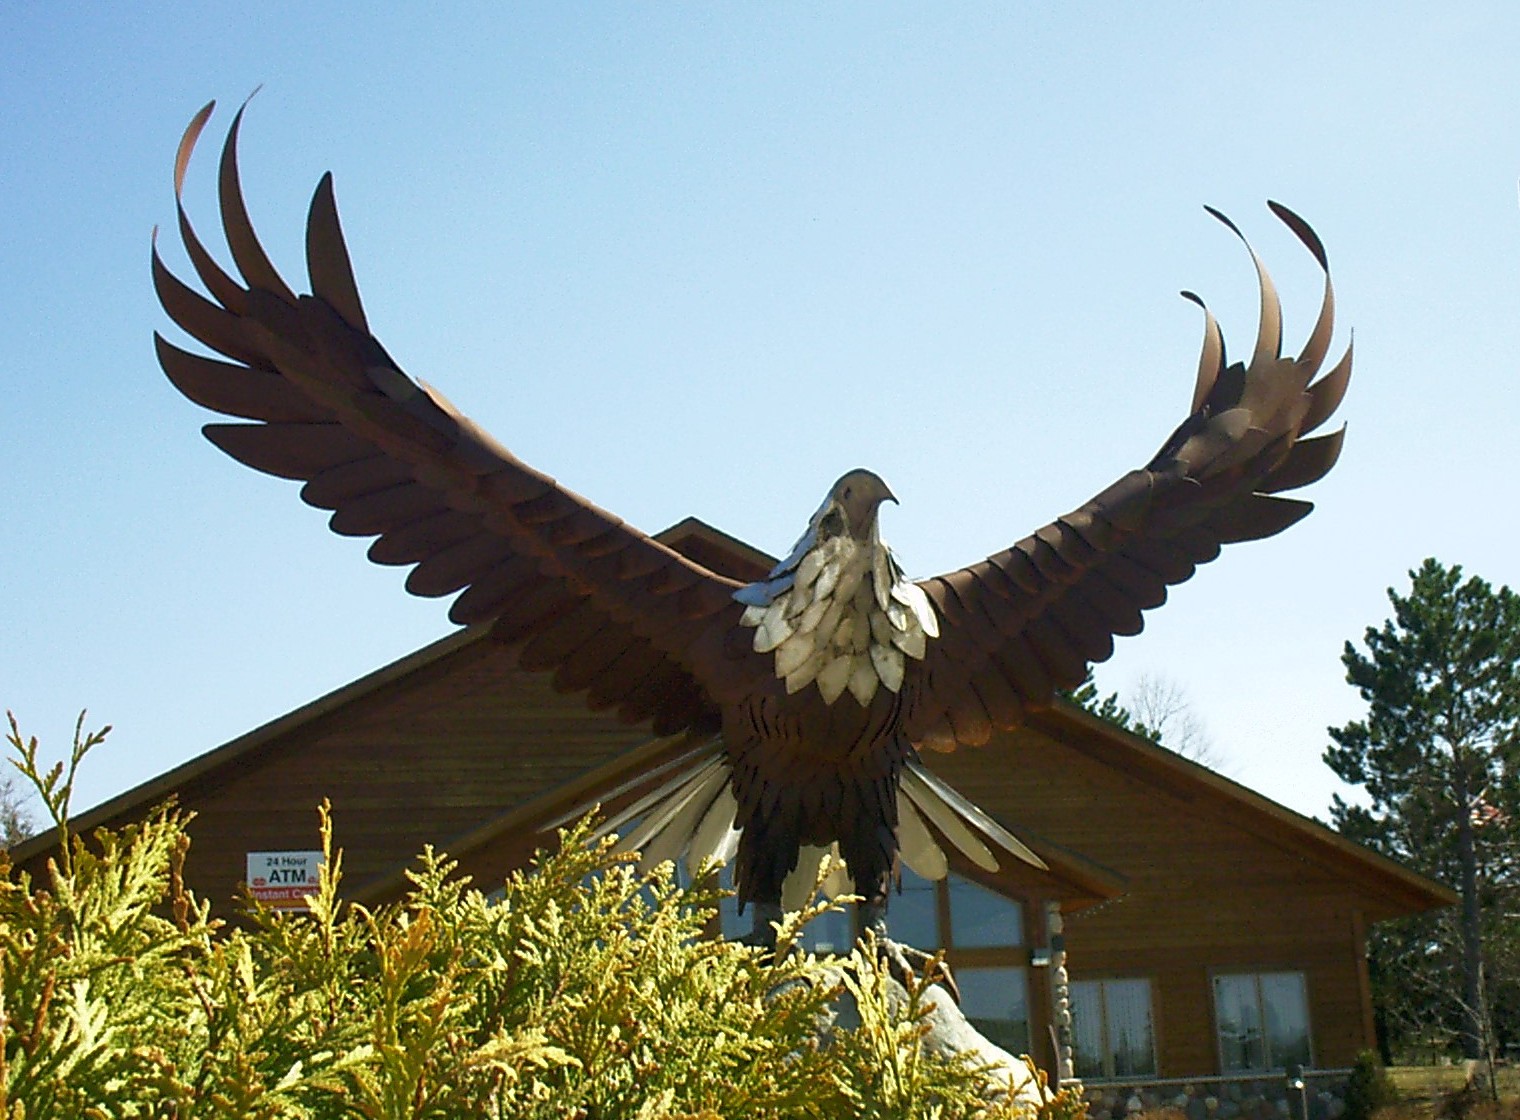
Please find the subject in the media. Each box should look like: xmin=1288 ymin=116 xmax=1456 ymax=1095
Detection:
xmin=184 ymin=645 xmax=650 ymax=899
xmin=922 ymin=719 xmax=1417 ymax=1074
xmin=17 ymin=633 xmax=651 ymax=909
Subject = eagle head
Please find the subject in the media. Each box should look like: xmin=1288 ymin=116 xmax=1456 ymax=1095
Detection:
xmin=828 ymin=469 xmax=896 ymax=542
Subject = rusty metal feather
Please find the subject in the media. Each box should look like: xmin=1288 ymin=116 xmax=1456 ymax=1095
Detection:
xmin=327 ymin=482 xmax=444 ymax=537
xmin=202 ymin=422 xmax=370 ymax=481
xmin=1260 ymin=427 xmax=1346 ymax=494
xmin=1302 ymin=342 xmax=1354 ymax=435
xmin=305 ymin=172 xmax=370 ymax=334
xmin=217 ymin=104 xmax=297 ymax=304
xmin=1205 ymin=205 xmax=1281 ymax=375
xmin=302 ymin=456 xmax=413 ymax=511
xmin=156 ymin=334 xmax=327 ymax=423
xmin=447 ymin=556 xmax=548 ymax=626
xmin=366 ymin=508 xmax=480 ymax=566
xmin=1208 ymin=494 xmax=1314 ymax=544
xmin=153 ymin=238 xmax=260 ymax=364
xmin=405 ymin=535 xmax=516 ymax=598
xmin=171 ymin=101 xmax=252 ymax=316
xmin=1182 ymin=291 xmax=1225 ymax=415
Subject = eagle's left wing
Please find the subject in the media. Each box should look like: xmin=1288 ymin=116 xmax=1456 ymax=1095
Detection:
xmin=902 ymin=204 xmax=1351 ymax=751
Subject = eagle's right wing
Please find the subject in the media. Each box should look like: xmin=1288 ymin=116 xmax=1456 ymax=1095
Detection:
xmin=155 ymin=102 xmax=761 ymax=735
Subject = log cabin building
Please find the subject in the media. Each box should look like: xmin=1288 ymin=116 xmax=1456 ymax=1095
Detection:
xmin=12 ymin=517 xmax=1453 ymax=1102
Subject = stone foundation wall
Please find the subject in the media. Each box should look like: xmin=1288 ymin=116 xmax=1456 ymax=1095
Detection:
xmin=1082 ymin=1071 xmax=1351 ymax=1120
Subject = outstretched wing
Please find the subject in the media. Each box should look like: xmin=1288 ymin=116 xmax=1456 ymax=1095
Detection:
xmin=154 ymin=101 xmax=749 ymax=735
xmin=903 ymin=203 xmax=1351 ymax=751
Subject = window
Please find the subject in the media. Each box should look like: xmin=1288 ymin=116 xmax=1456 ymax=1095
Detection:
xmin=882 ymin=864 xmax=938 ymax=948
xmin=947 ymin=875 xmax=1024 ymax=948
xmin=1213 ymin=971 xmax=1311 ymax=1072
xmin=959 ymin=966 xmax=1031 ymax=1055
xmin=1071 ymin=978 xmax=1157 ymax=1079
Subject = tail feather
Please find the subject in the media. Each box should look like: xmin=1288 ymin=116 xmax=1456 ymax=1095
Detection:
xmin=900 ymin=771 xmax=996 ymax=872
xmin=553 ymin=736 xmax=1044 ymax=904
xmin=783 ymin=845 xmax=828 ymax=912
xmin=624 ymin=759 xmax=725 ymax=863
xmin=632 ymin=762 xmax=729 ymax=872
xmin=590 ymin=744 xmax=724 ymax=842
xmin=686 ymin=783 xmax=741 ymax=871
xmin=780 ymin=843 xmax=852 ymax=912
xmin=896 ymin=794 xmax=949 ymax=880
xmin=571 ymin=735 xmax=739 ymax=877
xmin=900 ymin=760 xmax=1047 ymax=873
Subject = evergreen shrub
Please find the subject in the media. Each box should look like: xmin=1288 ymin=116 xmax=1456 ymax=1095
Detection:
xmin=2 ymin=716 xmax=1083 ymax=1119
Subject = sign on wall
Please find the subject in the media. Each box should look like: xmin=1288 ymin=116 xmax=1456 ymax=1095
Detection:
xmin=245 ymin=850 xmax=324 ymax=911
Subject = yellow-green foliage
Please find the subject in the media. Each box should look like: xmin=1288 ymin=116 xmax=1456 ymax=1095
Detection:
xmin=1 ymin=717 xmax=1085 ymax=1118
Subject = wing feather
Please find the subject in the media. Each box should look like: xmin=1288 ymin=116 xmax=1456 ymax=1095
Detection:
xmin=156 ymin=334 xmax=326 ymax=423
xmin=304 ymin=456 xmax=418 ymax=512
xmin=405 ymin=535 xmax=516 ymax=598
xmin=518 ymin=602 xmax=614 ymax=673
xmin=305 ymin=172 xmax=370 ymax=334
xmin=216 ymin=104 xmax=298 ymax=304
xmin=553 ymin=632 xmax=636 ymax=694
xmin=1260 ymin=427 xmax=1345 ymax=494
xmin=328 ymin=482 xmax=447 ymax=538
xmin=202 ymin=422 xmax=371 ymax=480
xmin=367 ymin=509 xmax=481 ymax=566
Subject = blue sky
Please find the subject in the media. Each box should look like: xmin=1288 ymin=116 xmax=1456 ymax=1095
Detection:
xmin=4 ymin=5 xmax=1519 ymax=825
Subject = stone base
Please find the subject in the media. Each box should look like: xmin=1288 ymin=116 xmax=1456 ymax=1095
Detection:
xmin=1082 ymin=1072 xmax=1351 ymax=1120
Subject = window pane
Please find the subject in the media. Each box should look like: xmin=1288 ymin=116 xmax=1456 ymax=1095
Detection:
xmin=1105 ymin=979 xmax=1157 ymax=1077
xmin=1070 ymin=978 xmax=1156 ymax=1080
xmin=1070 ymin=980 xmax=1107 ymax=1079
xmin=960 ymin=966 xmax=1030 ymax=1055
xmin=1214 ymin=974 xmax=1266 ymax=1071
xmin=889 ymin=866 xmax=941 ymax=948
xmin=1261 ymin=972 xmax=1311 ymax=1070
xmin=948 ymin=875 xmax=1023 ymax=948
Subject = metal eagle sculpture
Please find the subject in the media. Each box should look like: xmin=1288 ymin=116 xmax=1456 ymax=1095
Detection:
xmin=154 ymin=102 xmax=1351 ymax=950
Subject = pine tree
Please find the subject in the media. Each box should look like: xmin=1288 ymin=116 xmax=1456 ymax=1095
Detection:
xmin=1325 ymin=558 xmax=1520 ymax=1061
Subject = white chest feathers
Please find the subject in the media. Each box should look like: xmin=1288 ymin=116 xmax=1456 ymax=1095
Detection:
xmin=733 ymin=526 xmax=939 ymax=707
